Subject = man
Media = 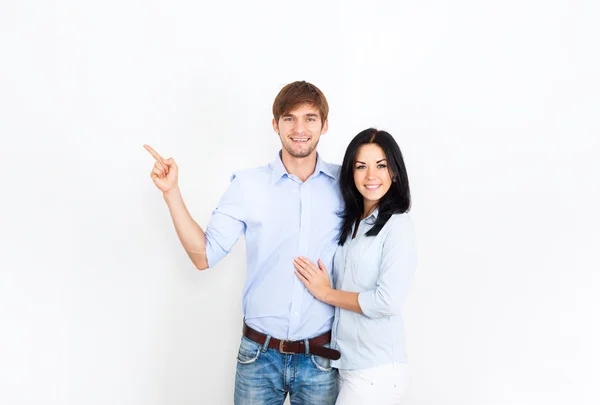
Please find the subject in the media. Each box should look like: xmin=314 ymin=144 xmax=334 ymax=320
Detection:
xmin=145 ymin=81 xmax=343 ymax=404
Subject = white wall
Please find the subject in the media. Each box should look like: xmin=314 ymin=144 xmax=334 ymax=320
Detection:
xmin=1 ymin=1 xmax=599 ymax=404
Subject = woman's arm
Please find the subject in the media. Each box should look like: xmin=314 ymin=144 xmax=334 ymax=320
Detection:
xmin=357 ymin=214 xmax=417 ymax=319
xmin=294 ymin=214 xmax=417 ymax=318
xmin=293 ymin=257 xmax=363 ymax=314
xmin=324 ymin=289 xmax=362 ymax=314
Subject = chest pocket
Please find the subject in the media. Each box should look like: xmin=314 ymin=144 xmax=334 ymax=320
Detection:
xmin=348 ymin=236 xmax=382 ymax=290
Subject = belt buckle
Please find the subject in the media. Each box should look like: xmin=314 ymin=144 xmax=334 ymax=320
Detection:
xmin=278 ymin=339 xmax=294 ymax=355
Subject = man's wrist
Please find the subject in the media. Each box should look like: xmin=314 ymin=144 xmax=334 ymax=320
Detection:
xmin=162 ymin=186 xmax=181 ymax=201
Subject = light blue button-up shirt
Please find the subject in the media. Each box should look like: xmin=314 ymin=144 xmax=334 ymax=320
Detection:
xmin=331 ymin=210 xmax=417 ymax=370
xmin=204 ymin=151 xmax=343 ymax=340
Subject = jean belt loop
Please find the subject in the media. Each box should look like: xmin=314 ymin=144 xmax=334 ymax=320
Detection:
xmin=304 ymin=338 xmax=310 ymax=355
xmin=261 ymin=335 xmax=271 ymax=352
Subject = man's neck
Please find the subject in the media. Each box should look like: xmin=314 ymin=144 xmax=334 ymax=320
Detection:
xmin=281 ymin=150 xmax=318 ymax=183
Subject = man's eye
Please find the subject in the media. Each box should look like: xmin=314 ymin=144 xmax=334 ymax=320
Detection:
xmin=307 ymin=117 xmax=316 ymax=122
xmin=283 ymin=117 xmax=292 ymax=121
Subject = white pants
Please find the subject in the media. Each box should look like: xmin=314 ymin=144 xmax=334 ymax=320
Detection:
xmin=335 ymin=362 xmax=409 ymax=405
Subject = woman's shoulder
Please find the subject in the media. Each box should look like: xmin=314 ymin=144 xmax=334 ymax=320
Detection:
xmin=385 ymin=212 xmax=413 ymax=227
xmin=381 ymin=212 xmax=415 ymax=238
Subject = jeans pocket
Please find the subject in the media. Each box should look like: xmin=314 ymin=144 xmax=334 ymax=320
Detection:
xmin=310 ymin=354 xmax=333 ymax=372
xmin=237 ymin=336 xmax=261 ymax=365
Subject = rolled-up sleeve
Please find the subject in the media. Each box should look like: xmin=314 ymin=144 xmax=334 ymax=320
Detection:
xmin=204 ymin=173 xmax=246 ymax=268
xmin=358 ymin=215 xmax=417 ymax=319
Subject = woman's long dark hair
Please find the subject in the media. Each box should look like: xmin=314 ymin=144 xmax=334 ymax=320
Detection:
xmin=338 ymin=128 xmax=411 ymax=245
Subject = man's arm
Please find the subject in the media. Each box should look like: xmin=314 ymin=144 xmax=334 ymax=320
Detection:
xmin=144 ymin=144 xmax=245 ymax=270
xmin=163 ymin=186 xmax=209 ymax=270
xmin=144 ymin=144 xmax=208 ymax=270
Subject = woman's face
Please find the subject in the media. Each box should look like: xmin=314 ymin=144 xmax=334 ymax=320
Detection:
xmin=353 ymin=143 xmax=393 ymax=207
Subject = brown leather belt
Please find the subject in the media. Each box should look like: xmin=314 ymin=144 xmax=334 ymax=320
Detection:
xmin=243 ymin=323 xmax=341 ymax=361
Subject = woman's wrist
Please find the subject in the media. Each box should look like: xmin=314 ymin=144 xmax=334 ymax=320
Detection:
xmin=322 ymin=288 xmax=334 ymax=305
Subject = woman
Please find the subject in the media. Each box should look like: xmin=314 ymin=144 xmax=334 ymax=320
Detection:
xmin=293 ymin=128 xmax=416 ymax=404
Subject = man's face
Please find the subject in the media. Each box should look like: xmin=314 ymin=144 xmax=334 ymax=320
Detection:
xmin=272 ymin=104 xmax=328 ymax=159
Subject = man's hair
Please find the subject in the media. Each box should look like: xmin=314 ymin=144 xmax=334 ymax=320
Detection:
xmin=272 ymin=81 xmax=329 ymax=124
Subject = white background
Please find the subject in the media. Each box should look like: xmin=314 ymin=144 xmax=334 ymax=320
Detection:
xmin=1 ymin=1 xmax=599 ymax=404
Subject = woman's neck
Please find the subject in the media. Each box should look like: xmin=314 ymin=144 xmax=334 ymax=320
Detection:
xmin=360 ymin=201 xmax=378 ymax=221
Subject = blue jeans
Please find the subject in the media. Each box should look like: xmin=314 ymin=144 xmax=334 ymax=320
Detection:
xmin=234 ymin=335 xmax=339 ymax=405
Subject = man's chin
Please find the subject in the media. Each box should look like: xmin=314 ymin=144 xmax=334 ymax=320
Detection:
xmin=289 ymin=150 xmax=314 ymax=158
xmin=283 ymin=146 xmax=314 ymax=159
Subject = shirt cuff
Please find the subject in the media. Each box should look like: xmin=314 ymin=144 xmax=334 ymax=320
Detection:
xmin=358 ymin=291 xmax=381 ymax=319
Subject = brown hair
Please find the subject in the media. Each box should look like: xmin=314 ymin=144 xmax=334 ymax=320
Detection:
xmin=272 ymin=81 xmax=329 ymax=124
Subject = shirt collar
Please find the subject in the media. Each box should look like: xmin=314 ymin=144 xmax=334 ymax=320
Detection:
xmin=314 ymin=153 xmax=336 ymax=179
xmin=270 ymin=151 xmax=288 ymax=184
xmin=364 ymin=207 xmax=379 ymax=225
xmin=270 ymin=150 xmax=336 ymax=184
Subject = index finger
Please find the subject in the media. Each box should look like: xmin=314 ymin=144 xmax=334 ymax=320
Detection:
xmin=143 ymin=144 xmax=165 ymax=162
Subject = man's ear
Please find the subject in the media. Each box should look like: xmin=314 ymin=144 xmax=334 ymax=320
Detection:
xmin=272 ymin=118 xmax=279 ymax=133
xmin=321 ymin=119 xmax=329 ymax=135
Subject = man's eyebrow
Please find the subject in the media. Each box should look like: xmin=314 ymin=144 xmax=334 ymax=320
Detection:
xmin=282 ymin=112 xmax=320 ymax=118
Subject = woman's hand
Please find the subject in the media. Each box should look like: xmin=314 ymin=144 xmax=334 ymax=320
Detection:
xmin=294 ymin=257 xmax=332 ymax=303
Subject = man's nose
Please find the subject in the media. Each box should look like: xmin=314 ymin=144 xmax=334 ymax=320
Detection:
xmin=293 ymin=120 xmax=306 ymax=133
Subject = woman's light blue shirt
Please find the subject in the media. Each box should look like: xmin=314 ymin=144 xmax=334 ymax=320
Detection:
xmin=331 ymin=210 xmax=417 ymax=370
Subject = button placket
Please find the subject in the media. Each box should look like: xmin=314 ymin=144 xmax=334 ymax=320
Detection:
xmin=289 ymin=181 xmax=305 ymax=339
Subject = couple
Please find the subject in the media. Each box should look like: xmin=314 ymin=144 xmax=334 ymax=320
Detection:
xmin=145 ymin=81 xmax=416 ymax=405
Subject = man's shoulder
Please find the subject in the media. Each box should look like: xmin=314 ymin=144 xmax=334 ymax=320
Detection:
xmin=230 ymin=159 xmax=342 ymax=183
xmin=319 ymin=159 xmax=342 ymax=181
xmin=328 ymin=163 xmax=342 ymax=180
xmin=229 ymin=164 xmax=272 ymax=183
